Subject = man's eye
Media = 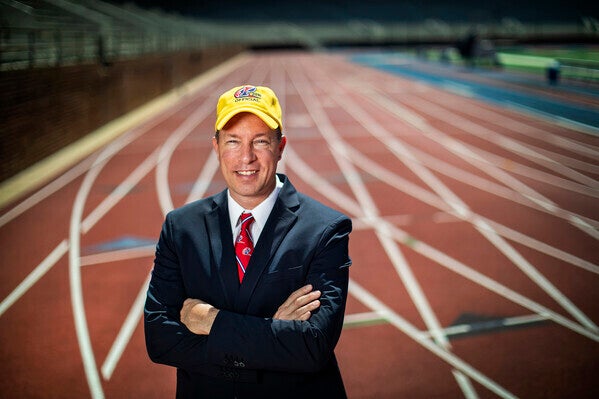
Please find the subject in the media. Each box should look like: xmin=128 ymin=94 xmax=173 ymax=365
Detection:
xmin=254 ymin=140 xmax=270 ymax=146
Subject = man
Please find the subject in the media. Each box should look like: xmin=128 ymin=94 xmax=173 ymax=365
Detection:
xmin=144 ymin=84 xmax=352 ymax=398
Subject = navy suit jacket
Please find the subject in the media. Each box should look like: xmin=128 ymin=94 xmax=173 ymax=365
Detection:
xmin=144 ymin=174 xmax=352 ymax=398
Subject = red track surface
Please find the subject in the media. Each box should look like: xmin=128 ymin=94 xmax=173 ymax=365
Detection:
xmin=1 ymin=51 xmax=598 ymax=398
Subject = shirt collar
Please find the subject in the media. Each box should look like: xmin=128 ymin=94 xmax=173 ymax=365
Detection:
xmin=228 ymin=175 xmax=283 ymax=234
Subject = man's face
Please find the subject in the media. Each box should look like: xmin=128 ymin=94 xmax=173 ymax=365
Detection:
xmin=213 ymin=112 xmax=286 ymax=209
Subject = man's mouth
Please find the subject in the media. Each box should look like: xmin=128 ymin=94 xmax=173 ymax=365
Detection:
xmin=236 ymin=170 xmax=257 ymax=176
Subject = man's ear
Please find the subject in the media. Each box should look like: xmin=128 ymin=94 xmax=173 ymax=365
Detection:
xmin=278 ymin=136 xmax=287 ymax=160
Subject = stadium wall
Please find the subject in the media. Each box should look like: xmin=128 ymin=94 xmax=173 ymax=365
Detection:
xmin=0 ymin=45 xmax=244 ymax=184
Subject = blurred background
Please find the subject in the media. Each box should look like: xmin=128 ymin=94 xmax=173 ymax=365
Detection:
xmin=1 ymin=0 xmax=598 ymax=188
xmin=1 ymin=2 xmax=598 ymax=398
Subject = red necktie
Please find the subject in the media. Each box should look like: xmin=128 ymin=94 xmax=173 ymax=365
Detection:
xmin=235 ymin=212 xmax=255 ymax=283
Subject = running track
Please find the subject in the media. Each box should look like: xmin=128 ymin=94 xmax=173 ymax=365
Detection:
xmin=1 ymin=51 xmax=598 ymax=398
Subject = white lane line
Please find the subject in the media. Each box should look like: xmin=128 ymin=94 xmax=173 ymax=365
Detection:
xmin=0 ymin=128 xmax=143 ymax=229
xmin=368 ymin=141 xmax=599 ymax=227
xmin=70 ymin=154 xmax=110 ymax=399
xmin=519 ymin=144 xmax=599 ymax=175
xmin=426 ymin=88 xmax=599 ymax=158
xmin=101 ymin=274 xmax=151 ymax=380
xmin=0 ymin=157 xmax=94 ymax=228
xmin=0 ymin=240 xmax=69 ymax=317
xmin=453 ymin=369 xmax=479 ymax=399
xmin=49 ymin=131 xmax=145 ymax=397
xmin=409 ymin=95 xmax=598 ymax=187
xmin=286 ymin=129 xmax=599 ymax=343
xmin=185 ymin=152 xmax=219 ymax=205
xmin=285 ymin=146 xmax=364 ymax=217
xmin=446 ymin=143 xmax=599 ymax=199
xmin=0 ymin=125 xmax=151 ymax=318
xmin=344 ymin=147 xmax=599 ymax=275
xmin=343 ymin=311 xmax=389 ymax=327
xmin=376 ymin=224 xmax=452 ymax=348
xmin=366 ymin=88 xmax=599 ymax=240
xmin=476 ymin=220 xmax=598 ymax=332
xmin=81 ymin=148 xmax=160 ymax=234
xmin=402 ymin=138 xmax=599 ymax=201
xmin=387 ymin=220 xmax=599 ymax=342
xmin=155 ymin=98 xmax=219 ymax=214
xmin=349 ymin=279 xmax=517 ymax=399
xmin=503 ymin=101 xmax=599 ymax=137
xmin=80 ymin=245 xmax=155 ymax=266
xmin=345 ymin=309 xmax=550 ymax=338
xmin=287 ymin=61 xmax=451 ymax=350
xmin=478 ymin=218 xmax=599 ymax=275
xmin=326 ymin=79 xmax=599 ymax=332
xmin=417 ymin=314 xmax=549 ymax=340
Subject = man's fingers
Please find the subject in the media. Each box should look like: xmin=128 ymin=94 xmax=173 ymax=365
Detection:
xmin=282 ymin=284 xmax=313 ymax=307
xmin=296 ymin=299 xmax=320 ymax=317
xmin=297 ymin=311 xmax=311 ymax=321
xmin=292 ymin=290 xmax=321 ymax=309
xmin=275 ymin=298 xmax=321 ymax=320
xmin=273 ymin=285 xmax=322 ymax=320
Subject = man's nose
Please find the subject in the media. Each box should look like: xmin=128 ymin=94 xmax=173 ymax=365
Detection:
xmin=240 ymin=142 xmax=256 ymax=163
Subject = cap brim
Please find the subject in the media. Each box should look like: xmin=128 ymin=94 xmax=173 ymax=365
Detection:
xmin=215 ymin=107 xmax=280 ymax=131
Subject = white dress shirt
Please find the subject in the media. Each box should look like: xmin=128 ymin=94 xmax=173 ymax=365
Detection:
xmin=227 ymin=176 xmax=284 ymax=245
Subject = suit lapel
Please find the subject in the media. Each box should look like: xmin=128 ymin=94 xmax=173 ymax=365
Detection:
xmin=235 ymin=175 xmax=299 ymax=312
xmin=205 ymin=191 xmax=239 ymax=308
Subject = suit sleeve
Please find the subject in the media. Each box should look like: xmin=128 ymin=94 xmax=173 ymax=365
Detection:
xmin=206 ymin=215 xmax=352 ymax=373
xmin=144 ymin=213 xmax=212 ymax=371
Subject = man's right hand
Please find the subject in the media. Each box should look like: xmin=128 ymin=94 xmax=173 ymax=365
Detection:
xmin=273 ymin=284 xmax=321 ymax=321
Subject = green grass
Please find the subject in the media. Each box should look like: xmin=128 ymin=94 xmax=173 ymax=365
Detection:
xmin=500 ymin=46 xmax=599 ymax=62
xmin=398 ymin=45 xmax=599 ymax=81
xmin=421 ymin=45 xmax=599 ymax=81
xmin=497 ymin=47 xmax=599 ymax=81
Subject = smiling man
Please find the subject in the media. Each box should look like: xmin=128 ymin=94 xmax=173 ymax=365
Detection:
xmin=144 ymin=85 xmax=352 ymax=399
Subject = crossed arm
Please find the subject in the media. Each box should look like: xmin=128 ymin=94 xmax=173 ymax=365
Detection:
xmin=180 ymin=284 xmax=322 ymax=335
xmin=145 ymin=213 xmax=351 ymax=373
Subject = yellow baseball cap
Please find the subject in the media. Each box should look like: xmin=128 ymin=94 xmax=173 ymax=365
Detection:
xmin=215 ymin=85 xmax=283 ymax=131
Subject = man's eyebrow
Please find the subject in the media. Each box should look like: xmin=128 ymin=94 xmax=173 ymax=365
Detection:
xmin=223 ymin=132 xmax=273 ymax=139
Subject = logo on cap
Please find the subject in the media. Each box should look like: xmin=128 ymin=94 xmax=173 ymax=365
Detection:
xmin=234 ymin=85 xmax=261 ymax=99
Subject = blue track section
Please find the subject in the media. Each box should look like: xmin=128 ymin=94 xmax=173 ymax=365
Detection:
xmin=351 ymin=53 xmax=599 ymax=130
xmin=83 ymin=235 xmax=156 ymax=254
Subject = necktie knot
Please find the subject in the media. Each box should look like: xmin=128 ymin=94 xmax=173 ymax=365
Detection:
xmin=239 ymin=212 xmax=254 ymax=230
xmin=235 ymin=212 xmax=254 ymax=283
